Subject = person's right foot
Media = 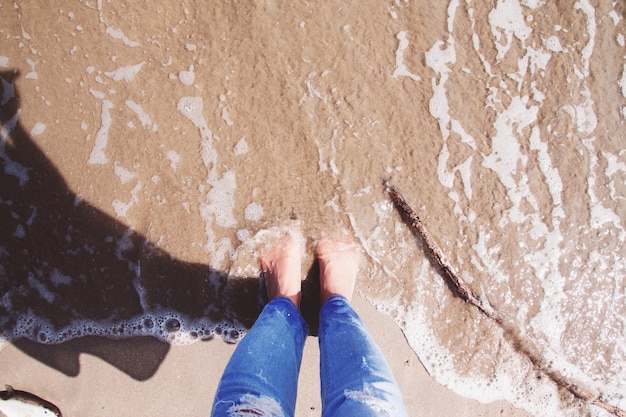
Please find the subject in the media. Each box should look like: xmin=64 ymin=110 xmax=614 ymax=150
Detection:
xmin=259 ymin=228 xmax=303 ymax=308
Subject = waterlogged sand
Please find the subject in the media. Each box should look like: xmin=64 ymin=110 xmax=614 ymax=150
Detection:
xmin=1 ymin=1 xmax=626 ymax=416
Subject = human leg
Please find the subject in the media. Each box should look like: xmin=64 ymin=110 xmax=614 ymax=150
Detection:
xmin=211 ymin=230 xmax=307 ymax=417
xmin=316 ymin=238 xmax=408 ymax=417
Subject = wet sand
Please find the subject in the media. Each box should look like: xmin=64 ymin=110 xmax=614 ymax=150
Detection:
xmin=2 ymin=1 xmax=625 ymax=416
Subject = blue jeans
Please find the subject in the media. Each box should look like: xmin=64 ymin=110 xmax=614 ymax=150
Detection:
xmin=211 ymin=295 xmax=408 ymax=417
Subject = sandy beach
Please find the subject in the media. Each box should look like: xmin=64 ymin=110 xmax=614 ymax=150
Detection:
xmin=2 ymin=0 xmax=625 ymax=416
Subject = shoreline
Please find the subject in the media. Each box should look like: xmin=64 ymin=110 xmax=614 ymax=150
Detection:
xmin=0 ymin=295 xmax=530 ymax=417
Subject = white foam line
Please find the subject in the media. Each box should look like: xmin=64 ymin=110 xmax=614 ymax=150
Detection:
xmin=114 ymin=163 xmax=137 ymax=184
xmin=329 ymin=128 xmax=340 ymax=176
xmin=125 ymin=99 xmax=153 ymax=128
xmin=467 ymin=5 xmax=495 ymax=78
xmin=27 ymin=273 xmax=55 ymax=303
xmin=561 ymin=94 xmax=597 ymax=136
xmin=450 ymin=119 xmax=477 ymax=150
xmin=582 ymin=138 xmax=625 ymax=235
xmin=315 ymin=138 xmax=328 ymax=172
xmin=446 ymin=0 xmax=459 ymax=33
xmin=206 ymin=171 xmax=237 ymax=228
xmin=178 ymin=96 xmax=238 ymax=267
xmin=563 ymin=3 xmax=622 ymax=238
xmin=392 ymin=31 xmax=421 ymax=81
xmin=105 ymin=62 xmax=145 ymax=82
xmin=481 ymin=96 xmax=538 ymax=226
xmin=112 ymin=181 xmax=142 ymax=221
xmin=618 ymin=63 xmax=626 ymax=99
xmin=132 ymin=261 xmax=149 ymax=311
xmin=88 ymin=100 xmax=113 ymax=164
xmin=425 ymin=3 xmax=479 ymax=220
xmin=603 ymin=151 xmax=626 ymax=203
xmin=488 ymin=0 xmax=532 ymax=62
xmin=471 ymin=226 xmax=508 ymax=283
xmin=529 ymin=126 xmax=564 ymax=214
xmin=304 ymin=77 xmax=327 ymax=102
xmin=115 ymin=228 xmax=135 ymax=262
xmin=105 ymin=26 xmax=141 ymax=47
xmin=574 ymin=0 xmax=596 ymax=78
xmin=177 ymin=97 xmax=215 ymax=167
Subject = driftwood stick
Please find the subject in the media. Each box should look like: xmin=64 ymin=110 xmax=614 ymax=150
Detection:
xmin=384 ymin=180 xmax=626 ymax=417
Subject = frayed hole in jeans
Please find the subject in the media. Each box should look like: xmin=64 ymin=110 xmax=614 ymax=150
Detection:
xmin=228 ymin=394 xmax=285 ymax=417
xmin=344 ymin=387 xmax=397 ymax=416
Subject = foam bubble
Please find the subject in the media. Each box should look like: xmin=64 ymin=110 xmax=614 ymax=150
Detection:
xmin=178 ymin=97 xmax=208 ymax=136
xmin=222 ymin=107 xmax=234 ymax=125
xmin=166 ymin=150 xmax=180 ymax=170
xmin=545 ymin=35 xmax=563 ymax=52
xmin=6 ymin=307 xmax=247 ymax=345
xmin=12 ymin=224 xmax=25 ymax=238
xmin=206 ymin=172 xmax=237 ymax=228
xmin=245 ymin=202 xmax=264 ymax=222
xmin=179 ymin=64 xmax=195 ymax=86
xmin=234 ymin=138 xmax=249 ymax=155
xmin=50 ymin=269 xmax=72 ymax=286
xmin=237 ymin=229 xmax=251 ymax=241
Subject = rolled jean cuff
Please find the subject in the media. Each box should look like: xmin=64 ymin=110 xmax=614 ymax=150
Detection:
xmin=321 ymin=294 xmax=350 ymax=310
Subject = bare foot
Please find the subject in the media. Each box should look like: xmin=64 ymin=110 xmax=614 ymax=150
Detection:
xmin=259 ymin=228 xmax=303 ymax=308
xmin=316 ymin=235 xmax=361 ymax=304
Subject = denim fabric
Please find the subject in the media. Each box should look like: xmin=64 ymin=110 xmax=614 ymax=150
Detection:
xmin=318 ymin=295 xmax=408 ymax=417
xmin=211 ymin=295 xmax=407 ymax=417
xmin=211 ymin=297 xmax=307 ymax=417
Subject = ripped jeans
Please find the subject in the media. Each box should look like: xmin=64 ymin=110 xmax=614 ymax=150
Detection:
xmin=211 ymin=295 xmax=408 ymax=417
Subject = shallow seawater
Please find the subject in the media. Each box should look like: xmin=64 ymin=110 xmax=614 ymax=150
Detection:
xmin=1 ymin=1 xmax=625 ymax=416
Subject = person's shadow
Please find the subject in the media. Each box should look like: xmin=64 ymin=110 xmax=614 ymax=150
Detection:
xmin=0 ymin=71 xmax=320 ymax=381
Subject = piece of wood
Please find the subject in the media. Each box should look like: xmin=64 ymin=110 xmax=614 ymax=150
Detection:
xmin=384 ymin=180 xmax=625 ymax=417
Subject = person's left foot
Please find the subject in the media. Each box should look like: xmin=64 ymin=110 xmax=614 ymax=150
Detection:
xmin=259 ymin=228 xmax=303 ymax=308
xmin=316 ymin=233 xmax=361 ymax=304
